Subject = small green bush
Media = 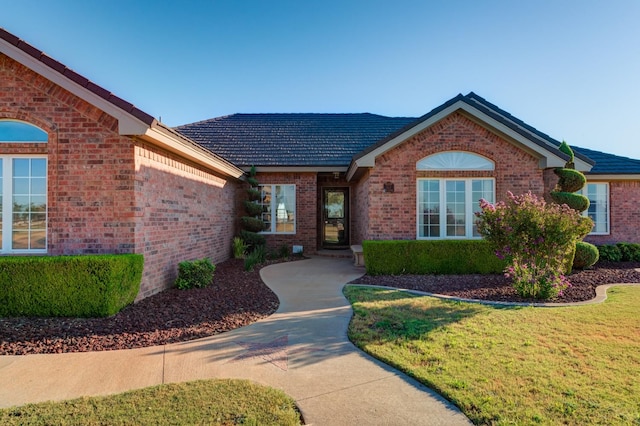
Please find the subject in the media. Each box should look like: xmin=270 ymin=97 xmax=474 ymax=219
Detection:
xmin=244 ymin=245 xmax=267 ymax=271
xmin=239 ymin=230 xmax=266 ymax=250
xmin=363 ymin=240 xmax=506 ymax=275
xmin=597 ymin=244 xmax=622 ymax=262
xmin=573 ymin=241 xmax=599 ymax=269
xmin=616 ymin=242 xmax=640 ymax=262
xmin=0 ymin=254 xmax=143 ymax=318
xmin=175 ymin=258 xmax=215 ymax=290
xmin=232 ymin=237 xmax=248 ymax=259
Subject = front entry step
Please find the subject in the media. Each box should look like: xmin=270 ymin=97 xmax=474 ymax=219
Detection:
xmin=316 ymin=249 xmax=352 ymax=259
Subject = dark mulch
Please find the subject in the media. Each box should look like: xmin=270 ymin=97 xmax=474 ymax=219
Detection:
xmin=349 ymin=261 xmax=640 ymax=304
xmin=2 ymin=259 xmax=639 ymax=356
xmin=0 ymin=259 xmax=280 ymax=356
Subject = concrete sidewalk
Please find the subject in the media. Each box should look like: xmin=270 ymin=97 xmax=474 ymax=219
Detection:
xmin=0 ymin=256 xmax=471 ymax=425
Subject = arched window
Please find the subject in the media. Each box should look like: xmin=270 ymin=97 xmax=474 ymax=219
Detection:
xmin=0 ymin=120 xmax=48 ymax=142
xmin=0 ymin=120 xmax=48 ymax=252
xmin=416 ymin=151 xmax=494 ymax=171
xmin=416 ymin=151 xmax=495 ymax=239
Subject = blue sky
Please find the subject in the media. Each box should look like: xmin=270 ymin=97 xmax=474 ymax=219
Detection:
xmin=3 ymin=0 xmax=640 ymax=159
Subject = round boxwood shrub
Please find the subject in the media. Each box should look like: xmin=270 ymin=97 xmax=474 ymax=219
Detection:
xmin=573 ymin=241 xmax=599 ymax=269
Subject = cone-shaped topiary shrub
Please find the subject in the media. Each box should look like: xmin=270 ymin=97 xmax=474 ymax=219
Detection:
xmin=238 ymin=166 xmax=266 ymax=251
xmin=550 ymin=141 xmax=598 ymax=270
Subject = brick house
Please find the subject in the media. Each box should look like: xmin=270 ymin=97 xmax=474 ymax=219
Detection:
xmin=0 ymin=29 xmax=244 ymax=299
xmin=178 ymin=95 xmax=640 ymax=253
xmin=2 ymin=28 xmax=640 ymax=301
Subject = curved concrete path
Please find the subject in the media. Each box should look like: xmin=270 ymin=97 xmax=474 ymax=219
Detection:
xmin=0 ymin=256 xmax=470 ymax=425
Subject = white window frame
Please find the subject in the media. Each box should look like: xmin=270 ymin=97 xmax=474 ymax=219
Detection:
xmin=1 ymin=155 xmax=48 ymax=253
xmin=259 ymin=184 xmax=296 ymax=235
xmin=0 ymin=119 xmax=48 ymax=143
xmin=416 ymin=178 xmax=495 ymax=239
xmin=417 ymin=151 xmax=495 ymax=171
xmin=580 ymin=182 xmax=610 ymax=235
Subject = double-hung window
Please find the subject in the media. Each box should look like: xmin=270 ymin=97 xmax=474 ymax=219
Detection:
xmin=580 ymin=183 xmax=609 ymax=234
xmin=0 ymin=120 xmax=48 ymax=253
xmin=417 ymin=178 xmax=494 ymax=238
xmin=260 ymin=184 xmax=295 ymax=234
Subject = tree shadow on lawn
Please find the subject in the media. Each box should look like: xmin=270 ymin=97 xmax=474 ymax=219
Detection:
xmin=344 ymin=285 xmax=522 ymax=341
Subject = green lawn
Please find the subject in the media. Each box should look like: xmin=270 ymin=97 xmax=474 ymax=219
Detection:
xmin=345 ymin=285 xmax=640 ymax=425
xmin=0 ymin=379 xmax=302 ymax=426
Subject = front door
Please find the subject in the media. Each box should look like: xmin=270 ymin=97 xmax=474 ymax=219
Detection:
xmin=322 ymin=188 xmax=349 ymax=248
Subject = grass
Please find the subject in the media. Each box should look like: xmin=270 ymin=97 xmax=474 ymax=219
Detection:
xmin=345 ymin=285 xmax=640 ymax=425
xmin=0 ymin=379 xmax=302 ymax=425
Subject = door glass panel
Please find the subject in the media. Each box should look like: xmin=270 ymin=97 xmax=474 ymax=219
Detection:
xmin=323 ymin=189 xmax=348 ymax=246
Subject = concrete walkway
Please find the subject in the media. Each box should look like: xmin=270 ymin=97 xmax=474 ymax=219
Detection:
xmin=0 ymin=256 xmax=471 ymax=425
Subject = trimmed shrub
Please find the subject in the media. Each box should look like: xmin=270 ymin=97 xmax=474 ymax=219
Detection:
xmin=616 ymin=242 xmax=640 ymax=262
xmin=553 ymin=168 xmax=586 ymax=193
xmin=241 ymin=216 xmax=265 ymax=233
xmin=573 ymin=241 xmax=599 ymax=269
xmin=597 ymin=244 xmax=622 ymax=262
xmin=239 ymin=230 xmax=266 ymax=249
xmin=243 ymin=200 xmax=264 ymax=217
xmin=0 ymin=254 xmax=143 ymax=318
xmin=363 ymin=240 xmax=506 ymax=275
xmin=549 ymin=191 xmax=590 ymax=212
xmin=175 ymin=258 xmax=215 ymax=290
xmin=247 ymin=188 xmax=261 ymax=201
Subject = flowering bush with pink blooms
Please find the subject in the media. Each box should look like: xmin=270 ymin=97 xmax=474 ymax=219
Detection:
xmin=476 ymin=191 xmax=592 ymax=299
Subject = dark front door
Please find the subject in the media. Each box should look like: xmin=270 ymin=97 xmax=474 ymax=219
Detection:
xmin=322 ymin=188 xmax=349 ymax=248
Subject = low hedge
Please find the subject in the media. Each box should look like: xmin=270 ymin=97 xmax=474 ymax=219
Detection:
xmin=0 ymin=254 xmax=143 ymax=318
xmin=363 ymin=240 xmax=506 ymax=275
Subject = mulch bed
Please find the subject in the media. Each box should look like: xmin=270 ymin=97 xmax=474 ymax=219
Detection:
xmin=349 ymin=261 xmax=640 ymax=303
xmin=0 ymin=259 xmax=279 ymax=356
xmin=2 ymin=259 xmax=639 ymax=356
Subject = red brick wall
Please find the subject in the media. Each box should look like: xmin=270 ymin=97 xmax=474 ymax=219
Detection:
xmin=134 ymin=143 xmax=238 ymax=299
xmin=357 ymin=112 xmax=545 ymax=240
xmin=351 ymin=170 xmax=370 ymax=246
xmin=584 ymin=180 xmax=640 ymax=245
xmin=1 ymin=52 xmax=137 ymax=258
xmin=253 ymin=172 xmax=317 ymax=253
xmin=1 ymin=52 xmax=239 ymax=300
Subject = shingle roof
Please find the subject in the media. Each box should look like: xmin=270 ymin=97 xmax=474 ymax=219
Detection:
xmin=572 ymin=146 xmax=640 ymax=174
xmin=176 ymin=113 xmax=416 ymax=167
xmin=0 ymin=27 xmax=155 ymax=125
xmin=177 ymin=94 xmax=640 ymax=176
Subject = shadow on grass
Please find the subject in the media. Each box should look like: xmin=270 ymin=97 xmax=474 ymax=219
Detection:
xmin=344 ymin=284 xmax=522 ymax=343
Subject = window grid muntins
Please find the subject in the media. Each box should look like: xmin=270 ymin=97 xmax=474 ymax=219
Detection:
xmin=0 ymin=156 xmax=47 ymax=252
xmin=418 ymin=178 xmax=494 ymax=239
xmin=583 ymin=183 xmax=609 ymax=234
xmin=260 ymin=184 xmax=296 ymax=234
xmin=446 ymin=181 xmax=466 ymax=237
xmin=418 ymin=180 xmax=440 ymax=237
xmin=12 ymin=158 xmax=47 ymax=250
